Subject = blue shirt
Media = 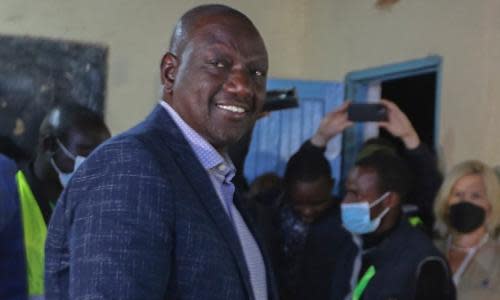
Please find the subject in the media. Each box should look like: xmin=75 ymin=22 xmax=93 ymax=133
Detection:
xmin=159 ymin=101 xmax=268 ymax=300
xmin=0 ymin=154 xmax=28 ymax=300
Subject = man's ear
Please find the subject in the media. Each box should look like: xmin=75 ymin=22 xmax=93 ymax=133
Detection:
xmin=39 ymin=135 xmax=57 ymax=155
xmin=160 ymin=52 xmax=178 ymax=90
xmin=386 ymin=191 xmax=400 ymax=209
xmin=328 ymin=177 xmax=335 ymax=191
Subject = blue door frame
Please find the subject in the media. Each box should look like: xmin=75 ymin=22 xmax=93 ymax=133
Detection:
xmin=341 ymin=55 xmax=443 ymax=189
xmin=244 ymin=78 xmax=344 ymax=194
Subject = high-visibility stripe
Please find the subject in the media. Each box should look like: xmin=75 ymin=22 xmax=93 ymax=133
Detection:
xmin=16 ymin=171 xmax=46 ymax=297
xmin=352 ymin=265 xmax=376 ymax=300
xmin=409 ymin=216 xmax=424 ymax=227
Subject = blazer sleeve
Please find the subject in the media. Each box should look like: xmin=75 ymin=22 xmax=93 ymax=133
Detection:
xmin=64 ymin=140 xmax=175 ymax=299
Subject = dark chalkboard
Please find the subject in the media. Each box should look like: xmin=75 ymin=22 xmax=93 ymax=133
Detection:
xmin=0 ymin=34 xmax=108 ymax=160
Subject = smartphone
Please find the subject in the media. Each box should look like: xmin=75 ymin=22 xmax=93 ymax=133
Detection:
xmin=348 ymin=103 xmax=388 ymax=122
xmin=262 ymin=88 xmax=299 ymax=111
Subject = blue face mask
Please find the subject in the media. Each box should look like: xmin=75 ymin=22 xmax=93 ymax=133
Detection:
xmin=50 ymin=139 xmax=86 ymax=188
xmin=341 ymin=192 xmax=391 ymax=235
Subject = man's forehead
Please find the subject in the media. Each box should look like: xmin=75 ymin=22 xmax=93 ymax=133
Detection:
xmin=172 ymin=10 xmax=267 ymax=62
xmin=192 ymin=14 xmax=263 ymax=41
xmin=349 ymin=166 xmax=379 ymax=188
xmin=186 ymin=23 xmax=268 ymax=67
xmin=188 ymin=11 xmax=253 ymax=32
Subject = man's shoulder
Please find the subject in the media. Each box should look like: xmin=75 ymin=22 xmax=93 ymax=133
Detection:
xmin=374 ymin=221 xmax=449 ymax=283
xmin=0 ymin=154 xmax=18 ymax=198
xmin=91 ymin=121 xmax=178 ymax=164
xmin=391 ymin=220 xmax=444 ymax=260
xmin=61 ymin=124 xmax=180 ymax=217
xmin=92 ymin=105 xmax=182 ymax=161
xmin=0 ymin=154 xmax=17 ymax=176
xmin=0 ymin=155 xmax=20 ymax=228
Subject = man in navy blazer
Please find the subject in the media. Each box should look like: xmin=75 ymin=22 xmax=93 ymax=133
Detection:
xmin=45 ymin=4 xmax=277 ymax=300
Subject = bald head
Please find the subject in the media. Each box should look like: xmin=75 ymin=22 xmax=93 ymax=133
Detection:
xmin=39 ymin=102 xmax=109 ymax=145
xmin=34 ymin=102 xmax=111 ymax=186
xmin=168 ymin=4 xmax=259 ymax=57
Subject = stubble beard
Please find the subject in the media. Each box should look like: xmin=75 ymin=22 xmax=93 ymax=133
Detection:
xmin=205 ymin=112 xmax=257 ymax=151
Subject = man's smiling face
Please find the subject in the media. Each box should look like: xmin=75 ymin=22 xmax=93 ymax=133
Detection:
xmin=164 ymin=14 xmax=268 ymax=152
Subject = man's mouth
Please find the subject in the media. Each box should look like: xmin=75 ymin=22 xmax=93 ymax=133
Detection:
xmin=216 ymin=104 xmax=248 ymax=114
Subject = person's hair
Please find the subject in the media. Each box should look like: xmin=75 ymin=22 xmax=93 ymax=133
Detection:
xmin=434 ymin=160 xmax=500 ymax=237
xmin=356 ymin=137 xmax=398 ymax=162
xmin=355 ymin=152 xmax=412 ymax=201
xmin=38 ymin=101 xmax=108 ymax=145
xmin=247 ymin=172 xmax=283 ymax=205
xmin=284 ymin=149 xmax=332 ymax=188
xmin=493 ymin=165 xmax=500 ymax=183
xmin=169 ymin=4 xmax=254 ymax=56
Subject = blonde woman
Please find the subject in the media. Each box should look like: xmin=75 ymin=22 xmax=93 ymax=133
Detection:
xmin=434 ymin=160 xmax=500 ymax=299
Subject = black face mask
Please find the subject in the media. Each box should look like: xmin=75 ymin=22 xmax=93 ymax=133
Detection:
xmin=449 ymin=202 xmax=486 ymax=233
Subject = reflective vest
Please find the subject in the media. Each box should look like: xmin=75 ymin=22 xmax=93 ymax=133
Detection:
xmin=16 ymin=170 xmax=47 ymax=298
xmin=352 ymin=265 xmax=376 ymax=300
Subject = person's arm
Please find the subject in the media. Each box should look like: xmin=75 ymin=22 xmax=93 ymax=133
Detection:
xmin=0 ymin=156 xmax=27 ymax=300
xmin=377 ymin=99 xmax=420 ymax=150
xmin=60 ymin=142 xmax=174 ymax=299
xmin=414 ymin=258 xmax=455 ymax=300
xmin=404 ymin=143 xmax=443 ymax=228
xmin=291 ymin=101 xmax=352 ymax=161
xmin=378 ymin=99 xmax=442 ymax=231
xmin=310 ymin=101 xmax=353 ymax=148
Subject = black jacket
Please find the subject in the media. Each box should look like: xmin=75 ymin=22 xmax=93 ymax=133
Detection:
xmin=330 ymin=220 xmax=455 ymax=300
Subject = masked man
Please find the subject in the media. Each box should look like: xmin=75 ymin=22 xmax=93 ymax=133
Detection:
xmin=331 ymin=152 xmax=455 ymax=300
xmin=0 ymin=102 xmax=110 ymax=300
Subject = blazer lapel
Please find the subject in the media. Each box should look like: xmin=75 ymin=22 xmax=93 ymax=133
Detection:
xmin=234 ymin=192 xmax=279 ymax=300
xmin=140 ymin=105 xmax=255 ymax=299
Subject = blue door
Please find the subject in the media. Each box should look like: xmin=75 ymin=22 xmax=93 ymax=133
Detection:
xmin=244 ymin=78 xmax=344 ymax=194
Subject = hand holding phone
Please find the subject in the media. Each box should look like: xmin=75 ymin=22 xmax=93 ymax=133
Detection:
xmin=310 ymin=101 xmax=353 ymax=147
xmin=377 ymin=99 xmax=420 ymax=149
xmin=347 ymin=103 xmax=388 ymax=122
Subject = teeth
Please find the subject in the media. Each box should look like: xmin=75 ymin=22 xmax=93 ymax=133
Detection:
xmin=217 ymin=104 xmax=246 ymax=113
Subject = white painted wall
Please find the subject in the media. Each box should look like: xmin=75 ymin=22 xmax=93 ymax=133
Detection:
xmin=0 ymin=0 xmax=308 ymax=134
xmin=301 ymin=0 xmax=500 ymax=169
xmin=1 ymin=0 xmax=499 ymax=169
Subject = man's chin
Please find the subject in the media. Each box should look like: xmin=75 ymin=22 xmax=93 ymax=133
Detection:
xmin=209 ymin=122 xmax=254 ymax=147
xmin=207 ymin=130 xmax=247 ymax=152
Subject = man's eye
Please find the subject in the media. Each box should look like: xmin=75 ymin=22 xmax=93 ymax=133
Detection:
xmin=254 ymin=70 xmax=264 ymax=77
xmin=210 ymin=59 xmax=227 ymax=69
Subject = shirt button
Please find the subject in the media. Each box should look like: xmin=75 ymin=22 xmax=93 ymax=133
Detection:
xmin=217 ymin=164 xmax=227 ymax=172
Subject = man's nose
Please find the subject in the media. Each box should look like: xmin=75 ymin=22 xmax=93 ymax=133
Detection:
xmin=342 ymin=195 xmax=356 ymax=204
xmin=224 ymin=68 xmax=252 ymax=99
xmin=301 ymin=208 xmax=315 ymax=218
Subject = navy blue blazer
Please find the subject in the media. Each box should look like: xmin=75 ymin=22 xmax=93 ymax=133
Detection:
xmin=45 ymin=105 xmax=278 ymax=300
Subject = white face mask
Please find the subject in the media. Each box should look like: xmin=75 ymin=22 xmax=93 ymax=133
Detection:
xmin=50 ymin=139 xmax=86 ymax=188
xmin=341 ymin=191 xmax=391 ymax=234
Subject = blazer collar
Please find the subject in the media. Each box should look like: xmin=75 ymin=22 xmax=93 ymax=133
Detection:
xmin=141 ymin=104 xmax=257 ymax=299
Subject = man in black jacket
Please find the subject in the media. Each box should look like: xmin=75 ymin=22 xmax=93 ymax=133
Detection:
xmin=332 ymin=151 xmax=454 ymax=299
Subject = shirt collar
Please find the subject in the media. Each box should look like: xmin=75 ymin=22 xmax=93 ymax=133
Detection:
xmin=159 ymin=100 xmax=234 ymax=173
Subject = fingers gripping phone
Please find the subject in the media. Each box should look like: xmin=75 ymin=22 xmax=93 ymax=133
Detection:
xmin=348 ymin=103 xmax=388 ymax=122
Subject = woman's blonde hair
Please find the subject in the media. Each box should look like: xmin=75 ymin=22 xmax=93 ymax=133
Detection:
xmin=434 ymin=160 xmax=500 ymax=237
